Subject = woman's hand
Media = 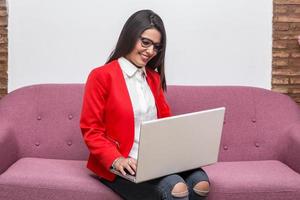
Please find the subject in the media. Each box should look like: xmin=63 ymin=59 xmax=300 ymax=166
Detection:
xmin=113 ymin=157 xmax=137 ymax=176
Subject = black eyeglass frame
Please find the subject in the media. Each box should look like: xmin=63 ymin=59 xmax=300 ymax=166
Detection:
xmin=139 ymin=37 xmax=163 ymax=53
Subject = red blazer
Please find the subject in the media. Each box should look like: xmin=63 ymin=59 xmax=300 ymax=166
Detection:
xmin=80 ymin=60 xmax=171 ymax=181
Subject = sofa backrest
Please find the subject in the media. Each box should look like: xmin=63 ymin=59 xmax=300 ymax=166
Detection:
xmin=0 ymin=84 xmax=88 ymax=160
xmin=0 ymin=84 xmax=299 ymax=162
xmin=166 ymin=86 xmax=300 ymax=162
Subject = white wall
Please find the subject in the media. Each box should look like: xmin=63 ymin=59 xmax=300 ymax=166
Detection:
xmin=8 ymin=0 xmax=273 ymax=92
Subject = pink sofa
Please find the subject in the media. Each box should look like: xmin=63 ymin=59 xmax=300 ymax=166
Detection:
xmin=0 ymin=84 xmax=300 ymax=200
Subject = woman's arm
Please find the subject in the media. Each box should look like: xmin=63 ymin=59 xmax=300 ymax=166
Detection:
xmin=80 ymin=69 xmax=122 ymax=170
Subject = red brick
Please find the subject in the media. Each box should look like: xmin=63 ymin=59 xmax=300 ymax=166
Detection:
xmin=0 ymin=16 xmax=7 ymax=26
xmin=274 ymin=15 xmax=300 ymax=23
xmin=272 ymin=68 xmax=300 ymax=76
xmin=0 ymin=0 xmax=7 ymax=100
xmin=273 ymin=41 xmax=289 ymax=49
xmin=0 ymin=2 xmax=6 ymax=8
xmin=0 ymin=33 xmax=7 ymax=43
xmin=273 ymin=51 xmax=289 ymax=58
xmin=0 ymin=79 xmax=7 ymax=88
xmin=293 ymin=6 xmax=300 ymax=13
xmin=0 ymin=9 xmax=6 ymax=17
xmin=274 ymin=5 xmax=289 ymax=14
xmin=0 ymin=28 xmax=6 ymax=34
xmin=290 ymin=88 xmax=300 ymax=94
xmin=273 ymin=23 xmax=290 ymax=31
xmin=0 ymin=88 xmax=6 ymax=92
xmin=289 ymin=23 xmax=297 ymax=31
xmin=273 ymin=58 xmax=289 ymax=66
xmin=273 ymin=33 xmax=298 ymax=40
xmin=0 ymin=63 xmax=7 ymax=71
xmin=291 ymin=52 xmax=300 ymax=58
xmin=273 ymin=30 xmax=300 ymax=41
xmin=289 ymin=58 xmax=300 ymax=65
xmin=287 ymin=41 xmax=300 ymax=49
xmin=272 ymin=77 xmax=290 ymax=84
xmin=274 ymin=0 xmax=300 ymax=4
xmin=0 ymin=55 xmax=7 ymax=61
xmin=290 ymin=76 xmax=300 ymax=84
xmin=272 ymin=87 xmax=289 ymax=93
xmin=0 ymin=45 xmax=7 ymax=53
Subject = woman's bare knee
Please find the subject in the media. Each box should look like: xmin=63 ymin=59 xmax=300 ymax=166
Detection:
xmin=193 ymin=181 xmax=210 ymax=196
xmin=171 ymin=182 xmax=189 ymax=198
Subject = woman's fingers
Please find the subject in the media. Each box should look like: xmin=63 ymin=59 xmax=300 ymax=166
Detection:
xmin=128 ymin=158 xmax=137 ymax=172
xmin=119 ymin=166 xmax=127 ymax=176
xmin=125 ymin=164 xmax=135 ymax=175
xmin=116 ymin=158 xmax=136 ymax=175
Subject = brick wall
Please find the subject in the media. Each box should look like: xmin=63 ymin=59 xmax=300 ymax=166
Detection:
xmin=0 ymin=0 xmax=7 ymax=99
xmin=273 ymin=0 xmax=300 ymax=106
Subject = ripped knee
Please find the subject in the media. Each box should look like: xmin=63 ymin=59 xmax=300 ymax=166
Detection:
xmin=193 ymin=181 xmax=210 ymax=196
xmin=171 ymin=182 xmax=189 ymax=198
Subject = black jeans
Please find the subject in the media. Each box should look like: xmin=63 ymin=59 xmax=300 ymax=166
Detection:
xmin=100 ymin=168 xmax=209 ymax=200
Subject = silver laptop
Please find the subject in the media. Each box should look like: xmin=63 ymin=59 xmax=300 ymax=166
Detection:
xmin=111 ymin=107 xmax=225 ymax=183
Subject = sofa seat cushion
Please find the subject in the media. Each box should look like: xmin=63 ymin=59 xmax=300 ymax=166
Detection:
xmin=0 ymin=157 xmax=122 ymax=200
xmin=203 ymin=160 xmax=300 ymax=200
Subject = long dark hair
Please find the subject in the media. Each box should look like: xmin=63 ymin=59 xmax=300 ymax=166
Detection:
xmin=106 ymin=9 xmax=167 ymax=91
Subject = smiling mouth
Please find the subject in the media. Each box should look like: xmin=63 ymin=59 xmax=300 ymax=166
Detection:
xmin=140 ymin=54 xmax=150 ymax=62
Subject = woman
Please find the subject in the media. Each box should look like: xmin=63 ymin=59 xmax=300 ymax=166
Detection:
xmin=80 ymin=9 xmax=210 ymax=200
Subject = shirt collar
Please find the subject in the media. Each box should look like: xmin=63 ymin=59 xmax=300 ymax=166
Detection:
xmin=118 ymin=57 xmax=147 ymax=78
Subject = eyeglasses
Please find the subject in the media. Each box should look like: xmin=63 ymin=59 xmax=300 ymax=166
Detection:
xmin=139 ymin=37 xmax=163 ymax=53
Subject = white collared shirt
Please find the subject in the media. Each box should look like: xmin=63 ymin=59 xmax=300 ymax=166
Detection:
xmin=118 ymin=57 xmax=157 ymax=160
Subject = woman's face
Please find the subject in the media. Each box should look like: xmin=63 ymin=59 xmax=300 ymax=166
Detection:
xmin=126 ymin=28 xmax=162 ymax=68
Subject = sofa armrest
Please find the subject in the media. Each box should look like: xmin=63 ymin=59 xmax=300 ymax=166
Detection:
xmin=281 ymin=123 xmax=300 ymax=173
xmin=0 ymin=123 xmax=19 ymax=174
